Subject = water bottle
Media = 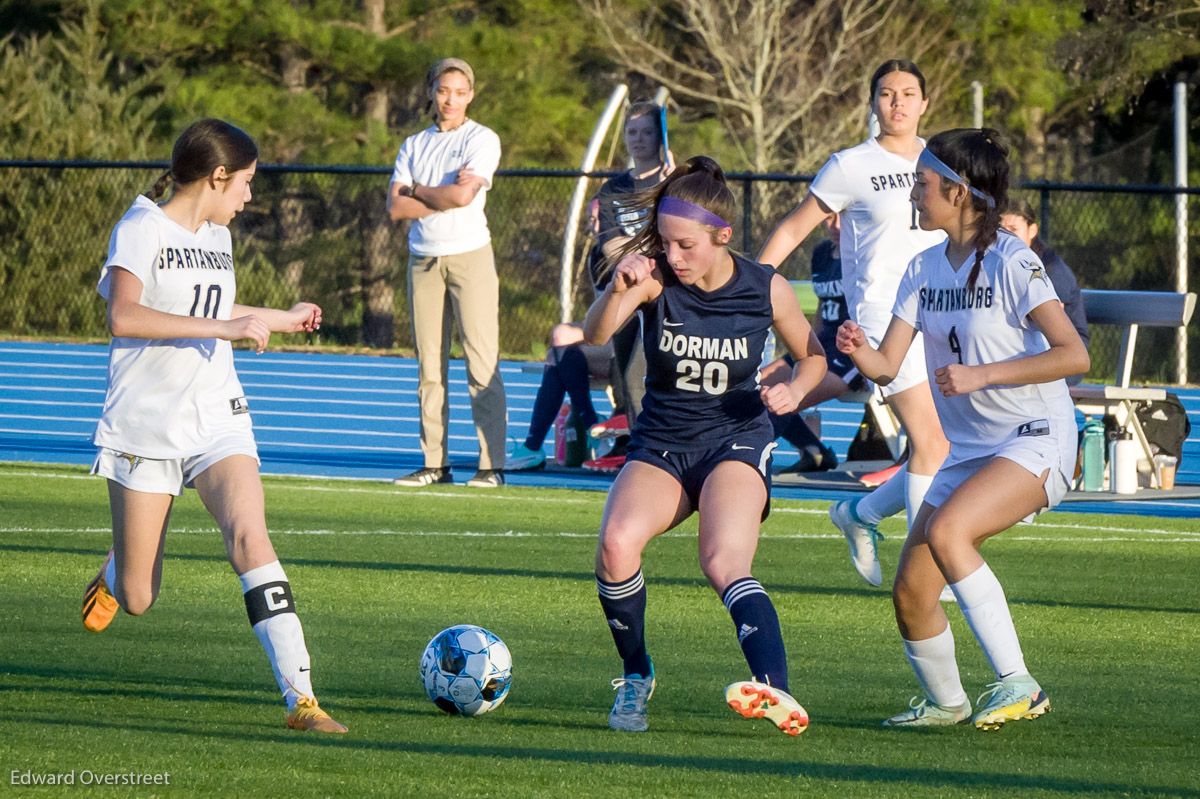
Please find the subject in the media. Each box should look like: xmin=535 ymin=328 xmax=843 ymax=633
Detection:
xmin=1109 ymin=433 xmax=1137 ymax=495
xmin=553 ymin=403 xmax=571 ymax=465
xmin=1081 ymin=419 xmax=1105 ymax=492
xmin=563 ymin=406 xmax=588 ymax=468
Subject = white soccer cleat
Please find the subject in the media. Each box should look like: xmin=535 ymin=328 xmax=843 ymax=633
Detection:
xmin=829 ymin=498 xmax=883 ymax=586
xmin=882 ymin=696 xmax=971 ymax=727
xmin=973 ymin=675 xmax=1050 ymax=731
xmin=725 ymin=681 xmax=809 ymax=736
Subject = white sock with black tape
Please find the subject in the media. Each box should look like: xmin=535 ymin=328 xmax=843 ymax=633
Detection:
xmin=240 ymin=561 xmax=313 ymax=710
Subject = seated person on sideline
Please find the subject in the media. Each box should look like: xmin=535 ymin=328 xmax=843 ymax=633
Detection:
xmin=759 ymin=213 xmax=864 ymax=472
xmin=508 ymin=102 xmax=672 ymax=471
xmin=1000 ymin=200 xmax=1089 ymax=385
xmin=504 ymin=260 xmax=622 ymax=472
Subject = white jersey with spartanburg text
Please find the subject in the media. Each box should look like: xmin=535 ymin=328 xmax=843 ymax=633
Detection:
xmin=390 ymin=119 xmax=501 ymax=257
xmin=809 ymin=138 xmax=945 ymax=321
xmin=93 ymin=196 xmax=251 ymax=459
xmin=892 ymin=231 xmax=1075 ymax=462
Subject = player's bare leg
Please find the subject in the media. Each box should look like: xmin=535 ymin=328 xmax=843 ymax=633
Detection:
xmin=897 ymin=458 xmax=1051 ymax=731
xmin=84 ymin=484 xmax=172 ymax=630
xmin=194 ymin=455 xmax=346 ymax=733
xmin=596 ymin=461 xmax=689 ymax=731
xmin=701 ymin=462 xmax=808 ymax=736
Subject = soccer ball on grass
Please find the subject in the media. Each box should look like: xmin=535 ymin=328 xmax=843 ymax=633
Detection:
xmin=419 ymin=625 xmax=512 ymax=716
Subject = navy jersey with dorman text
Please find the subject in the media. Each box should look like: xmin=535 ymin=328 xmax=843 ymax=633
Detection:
xmin=632 ymin=253 xmax=775 ymax=450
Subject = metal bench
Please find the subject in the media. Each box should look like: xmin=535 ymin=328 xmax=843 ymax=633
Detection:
xmin=1069 ymin=289 xmax=1196 ymax=487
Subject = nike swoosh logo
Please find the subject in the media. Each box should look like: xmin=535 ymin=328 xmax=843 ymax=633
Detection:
xmin=731 ymin=444 xmax=753 ymax=451
xmin=663 ymin=321 xmax=684 ymax=327
xmin=299 ymin=667 xmax=311 ymax=672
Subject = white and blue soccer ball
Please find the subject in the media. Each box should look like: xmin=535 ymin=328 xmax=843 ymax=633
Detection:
xmin=419 ymin=625 xmax=512 ymax=716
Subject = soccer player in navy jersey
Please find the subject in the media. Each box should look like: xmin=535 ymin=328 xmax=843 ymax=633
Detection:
xmin=583 ymin=156 xmax=827 ymax=735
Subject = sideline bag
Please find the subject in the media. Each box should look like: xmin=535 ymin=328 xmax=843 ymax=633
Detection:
xmin=846 ymin=407 xmax=893 ymax=462
xmin=1136 ymin=393 xmax=1191 ymax=463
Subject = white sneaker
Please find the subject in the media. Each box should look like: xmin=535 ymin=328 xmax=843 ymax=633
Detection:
xmin=829 ymin=498 xmax=883 ymax=586
xmin=609 ymin=669 xmax=655 ymax=732
xmin=939 ymin=585 xmax=957 ymax=603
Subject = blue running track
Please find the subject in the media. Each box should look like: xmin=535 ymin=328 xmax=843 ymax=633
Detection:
xmin=2 ymin=341 xmax=1198 ymax=517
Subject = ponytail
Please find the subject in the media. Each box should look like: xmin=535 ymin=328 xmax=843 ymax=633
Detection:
xmin=147 ymin=171 xmax=173 ymax=201
xmin=151 ymin=119 xmax=257 ymax=199
xmin=615 ymin=155 xmax=735 ymax=263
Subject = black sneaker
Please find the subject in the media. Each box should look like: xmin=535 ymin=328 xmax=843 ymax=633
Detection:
xmin=466 ymin=469 xmax=505 ymax=488
xmin=393 ymin=466 xmax=453 ymax=487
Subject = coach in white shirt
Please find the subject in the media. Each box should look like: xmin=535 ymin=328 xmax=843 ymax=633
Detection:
xmin=388 ymin=57 xmax=507 ymax=488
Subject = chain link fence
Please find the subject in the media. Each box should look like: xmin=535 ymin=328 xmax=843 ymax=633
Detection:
xmin=1 ymin=161 xmax=1196 ymax=382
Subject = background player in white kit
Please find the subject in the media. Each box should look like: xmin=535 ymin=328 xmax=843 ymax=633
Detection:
xmin=81 ymin=119 xmax=346 ymax=733
xmin=837 ymin=128 xmax=1089 ymax=730
xmin=758 ymin=60 xmax=950 ymax=588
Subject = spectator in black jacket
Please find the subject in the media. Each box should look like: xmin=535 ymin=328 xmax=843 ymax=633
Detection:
xmin=1001 ymin=200 xmax=1090 ymax=385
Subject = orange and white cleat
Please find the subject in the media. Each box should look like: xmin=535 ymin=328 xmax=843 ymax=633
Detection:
xmin=286 ymin=697 xmax=348 ymax=733
xmin=725 ymin=680 xmax=809 ymax=736
xmin=82 ymin=550 xmax=120 ymax=632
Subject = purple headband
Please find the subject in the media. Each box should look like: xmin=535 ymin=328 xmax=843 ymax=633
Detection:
xmin=658 ymin=196 xmax=730 ymax=228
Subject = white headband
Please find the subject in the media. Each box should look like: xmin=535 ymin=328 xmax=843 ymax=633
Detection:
xmin=918 ymin=148 xmax=996 ymax=208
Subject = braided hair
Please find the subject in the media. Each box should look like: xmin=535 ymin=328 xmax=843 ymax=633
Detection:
xmin=147 ymin=119 xmax=258 ymax=201
xmin=924 ymin=128 xmax=1009 ymax=292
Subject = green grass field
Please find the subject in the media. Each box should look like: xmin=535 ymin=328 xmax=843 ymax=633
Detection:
xmin=2 ymin=462 xmax=1198 ymax=798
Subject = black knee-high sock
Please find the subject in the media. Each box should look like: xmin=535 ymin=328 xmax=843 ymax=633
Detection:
xmin=723 ymin=577 xmax=788 ymax=692
xmin=556 ymin=346 xmax=599 ymax=430
xmin=597 ymin=570 xmax=652 ymax=677
xmin=524 ymin=362 xmax=568 ymax=451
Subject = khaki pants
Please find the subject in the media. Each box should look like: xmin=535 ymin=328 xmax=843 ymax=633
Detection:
xmin=408 ymin=244 xmax=507 ymax=470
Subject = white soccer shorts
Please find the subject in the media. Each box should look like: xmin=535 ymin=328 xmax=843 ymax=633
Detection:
xmin=92 ymin=432 xmax=259 ymax=496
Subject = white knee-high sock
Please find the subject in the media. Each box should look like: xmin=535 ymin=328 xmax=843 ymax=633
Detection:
xmin=902 ymin=625 xmax=968 ymax=707
xmin=856 ymin=468 xmax=906 ymax=525
xmin=904 ymin=470 xmax=935 ymax=531
xmin=951 ymin=563 xmax=1029 ymax=679
xmin=240 ymin=561 xmax=314 ymax=709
